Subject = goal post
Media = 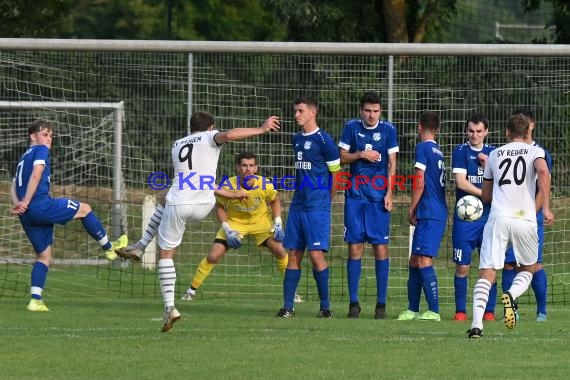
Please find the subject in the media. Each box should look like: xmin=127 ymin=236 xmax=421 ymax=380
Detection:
xmin=0 ymin=100 xmax=127 ymax=240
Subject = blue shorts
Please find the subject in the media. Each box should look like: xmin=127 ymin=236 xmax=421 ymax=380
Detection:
xmin=283 ymin=209 xmax=330 ymax=252
xmin=411 ymin=218 xmax=447 ymax=258
xmin=344 ymin=197 xmax=390 ymax=245
xmin=19 ymin=198 xmax=80 ymax=254
xmin=452 ymin=218 xmax=485 ymax=265
xmin=505 ymin=223 xmax=544 ymax=264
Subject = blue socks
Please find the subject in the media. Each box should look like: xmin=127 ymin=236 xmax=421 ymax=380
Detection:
xmin=30 ymin=261 xmax=48 ymax=300
xmin=420 ymin=266 xmax=439 ymax=313
xmin=81 ymin=211 xmax=111 ymax=250
xmin=407 ymin=267 xmax=422 ymax=312
xmin=486 ymin=281 xmax=497 ymax=313
xmin=313 ymin=268 xmax=330 ymax=311
xmin=375 ymin=258 xmax=389 ymax=305
xmin=502 ymin=267 xmax=516 ymax=292
xmin=283 ymin=269 xmax=301 ymax=310
xmin=347 ymin=258 xmax=361 ymax=303
xmin=454 ymin=275 xmax=468 ymax=313
xmin=532 ymin=268 xmax=548 ymax=315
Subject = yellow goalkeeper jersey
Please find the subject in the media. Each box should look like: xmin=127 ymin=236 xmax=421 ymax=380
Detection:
xmin=215 ymin=175 xmax=277 ymax=225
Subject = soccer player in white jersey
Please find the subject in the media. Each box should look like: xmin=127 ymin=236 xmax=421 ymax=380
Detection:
xmin=503 ymin=108 xmax=552 ymax=322
xmin=467 ymin=114 xmax=554 ymax=339
xmin=338 ymin=91 xmax=399 ymax=319
xmin=276 ymin=97 xmax=341 ymax=318
xmin=397 ymin=111 xmax=447 ymax=322
xmin=158 ymin=111 xmax=280 ymax=332
xmin=451 ymin=113 xmax=497 ymax=322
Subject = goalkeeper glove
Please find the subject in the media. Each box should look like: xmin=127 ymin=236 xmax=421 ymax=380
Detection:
xmin=271 ymin=216 xmax=284 ymax=242
xmin=222 ymin=222 xmax=242 ymax=249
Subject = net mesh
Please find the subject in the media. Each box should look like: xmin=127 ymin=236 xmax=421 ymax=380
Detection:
xmin=1 ymin=50 xmax=569 ymax=305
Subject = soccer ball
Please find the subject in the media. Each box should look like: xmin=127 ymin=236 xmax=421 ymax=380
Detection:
xmin=455 ymin=195 xmax=483 ymax=222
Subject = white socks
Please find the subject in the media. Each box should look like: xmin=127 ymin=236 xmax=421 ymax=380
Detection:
xmin=158 ymin=258 xmax=176 ymax=308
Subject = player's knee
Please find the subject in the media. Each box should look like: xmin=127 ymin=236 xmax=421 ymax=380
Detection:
xmin=455 ymin=264 xmax=469 ymax=277
xmin=270 ymin=246 xmax=287 ymax=259
xmin=74 ymin=202 xmax=92 ymax=218
xmin=206 ymin=255 xmax=221 ymax=264
xmin=159 ymin=190 xmax=167 ymax=206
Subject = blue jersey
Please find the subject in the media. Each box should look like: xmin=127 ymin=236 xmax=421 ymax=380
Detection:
xmin=289 ymin=128 xmax=340 ymax=212
xmin=15 ymin=145 xmax=51 ymax=204
xmin=534 ymin=141 xmax=553 ymax=227
xmin=415 ymin=140 xmax=447 ymax=220
xmin=338 ymin=119 xmax=399 ymax=202
xmin=451 ymin=143 xmax=495 ymax=221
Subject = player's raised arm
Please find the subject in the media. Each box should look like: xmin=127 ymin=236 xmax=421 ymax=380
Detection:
xmin=214 ymin=116 xmax=280 ymax=144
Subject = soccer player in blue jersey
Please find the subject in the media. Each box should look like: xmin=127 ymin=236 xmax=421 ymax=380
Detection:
xmin=276 ymin=97 xmax=341 ymax=318
xmin=451 ymin=113 xmax=498 ymax=322
xmin=503 ymin=108 xmax=552 ymax=322
xmin=10 ymin=120 xmax=128 ymax=312
xmin=338 ymin=91 xmax=399 ymax=319
xmin=397 ymin=111 xmax=447 ymax=322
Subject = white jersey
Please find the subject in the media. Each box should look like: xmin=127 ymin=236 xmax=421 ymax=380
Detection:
xmin=166 ymin=130 xmax=223 ymax=205
xmin=484 ymin=141 xmax=545 ymax=222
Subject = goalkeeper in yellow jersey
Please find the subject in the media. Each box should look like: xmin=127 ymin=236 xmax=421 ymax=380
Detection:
xmin=117 ymin=151 xmax=301 ymax=302
xmin=181 ymin=151 xmax=301 ymax=302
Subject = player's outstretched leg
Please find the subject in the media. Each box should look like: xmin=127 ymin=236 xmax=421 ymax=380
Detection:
xmin=106 ymin=235 xmax=128 ymax=261
xmin=116 ymin=242 xmax=145 ymax=261
xmin=117 ymin=203 xmax=164 ymax=261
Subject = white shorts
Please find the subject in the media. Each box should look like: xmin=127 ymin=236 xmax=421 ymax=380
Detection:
xmin=158 ymin=201 xmax=215 ymax=250
xmin=479 ymin=217 xmax=538 ymax=269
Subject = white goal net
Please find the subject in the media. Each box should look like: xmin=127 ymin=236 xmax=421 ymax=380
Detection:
xmin=1 ymin=47 xmax=569 ymax=306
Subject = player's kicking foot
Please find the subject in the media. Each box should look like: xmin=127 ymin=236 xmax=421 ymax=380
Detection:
xmin=105 ymin=235 xmax=128 ymax=261
xmin=27 ymin=299 xmax=49 ymax=312
xmin=161 ymin=306 xmax=181 ymax=333
xmin=501 ymin=291 xmax=517 ymax=329
xmin=116 ymin=242 xmax=144 ymax=262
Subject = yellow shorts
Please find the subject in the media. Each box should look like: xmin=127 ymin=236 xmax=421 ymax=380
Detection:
xmin=215 ymin=220 xmax=273 ymax=247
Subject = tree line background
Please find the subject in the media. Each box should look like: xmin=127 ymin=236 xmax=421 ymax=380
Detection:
xmin=0 ymin=0 xmax=567 ymax=44
xmin=1 ymin=0 xmax=569 ymax=191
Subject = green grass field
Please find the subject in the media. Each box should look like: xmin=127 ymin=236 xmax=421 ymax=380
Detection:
xmin=1 ymin=269 xmax=570 ymax=380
